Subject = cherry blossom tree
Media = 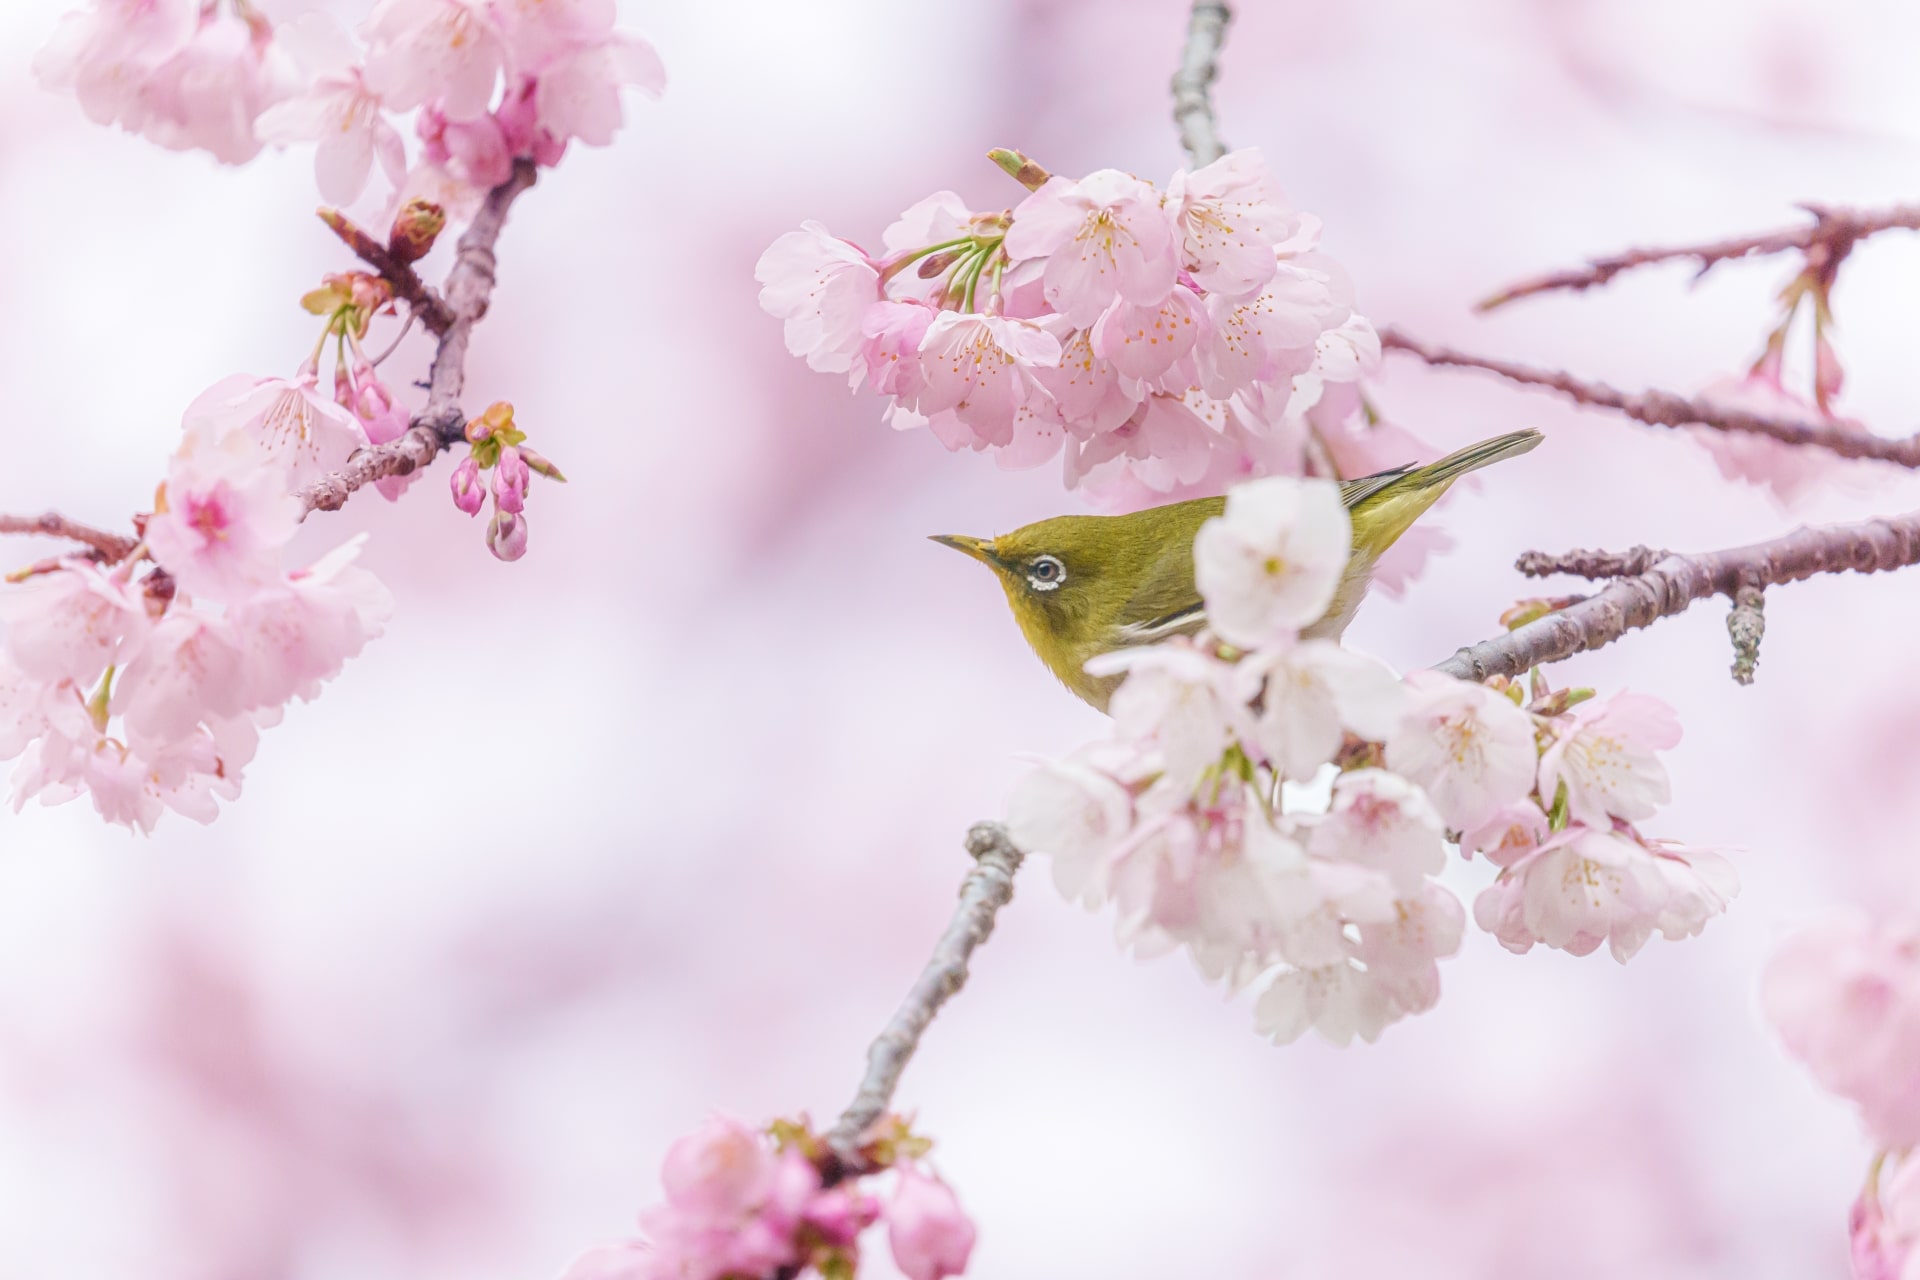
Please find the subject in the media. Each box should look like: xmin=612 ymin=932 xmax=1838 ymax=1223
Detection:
xmin=4 ymin=1 xmax=1917 ymax=1276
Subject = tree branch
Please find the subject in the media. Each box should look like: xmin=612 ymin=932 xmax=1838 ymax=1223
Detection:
xmin=298 ymin=161 xmax=539 ymax=516
xmin=318 ymin=209 xmax=454 ymax=335
xmin=1171 ymin=1 xmax=1233 ymax=167
xmin=825 ymin=822 xmax=1026 ymax=1163
xmin=0 ymin=512 xmax=139 ymax=562
xmin=1516 ymin=545 xmax=1673 ymax=580
xmin=1476 ymin=202 xmax=1920 ymax=311
xmin=1435 ymin=511 xmax=1920 ymax=681
xmin=1379 ymin=326 xmax=1920 ymax=468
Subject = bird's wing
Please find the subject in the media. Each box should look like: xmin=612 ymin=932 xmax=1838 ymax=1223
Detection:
xmin=1106 ymin=527 xmax=1209 ymax=648
xmin=1111 ymin=600 xmax=1208 ymax=645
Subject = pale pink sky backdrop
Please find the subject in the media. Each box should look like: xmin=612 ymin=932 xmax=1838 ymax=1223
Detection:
xmin=2 ymin=0 xmax=1918 ymax=1275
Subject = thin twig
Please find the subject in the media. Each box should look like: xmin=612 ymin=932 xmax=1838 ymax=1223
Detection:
xmin=1728 ymin=580 xmax=1766 ymax=685
xmin=825 ymin=822 xmax=1026 ymax=1163
xmin=1516 ymin=545 xmax=1674 ymax=580
xmin=1171 ymin=1 xmax=1233 ymax=167
xmin=1435 ymin=510 xmax=1920 ymax=681
xmin=318 ymin=209 xmax=454 ymax=335
xmin=1476 ymin=203 xmax=1920 ymax=310
xmin=0 ymin=512 xmax=139 ymax=562
xmin=1379 ymin=327 xmax=1920 ymax=468
xmin=298 ymin=161 xmax=538 ymax=516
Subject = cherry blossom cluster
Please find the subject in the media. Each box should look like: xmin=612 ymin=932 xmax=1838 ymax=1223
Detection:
xmin=0 ymin=438 xmax=388 ymax=834
xmin=1006 ymin=473 xmax=1737 ymax=1045
xmin=1763 ymin=914 xmax=1920 ymax=1278
xmin=36 ymin=0 xmax=663 ymax=211
xmin=757 ymin=149 xmax=1417 ymax=508
xmin=561 ymin=1114 xmax=976 ymax=1280
xmin=447 ymin=401 xmax=565 ymax=561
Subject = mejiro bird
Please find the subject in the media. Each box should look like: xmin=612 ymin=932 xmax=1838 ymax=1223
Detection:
xmin=933 ymin=429 xmax=1543 ymax=711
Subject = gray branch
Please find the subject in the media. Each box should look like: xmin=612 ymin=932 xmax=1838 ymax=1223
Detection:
xmin=1437 ymin=510 xmax=1920 ymax=681
xmin=825 ymin=822 xmax=1026 ymax=1162
xmin=297 ymin=160 xmax=539 ymax=516
xmin=1171 ymin=1 xmax=1233 ymax=167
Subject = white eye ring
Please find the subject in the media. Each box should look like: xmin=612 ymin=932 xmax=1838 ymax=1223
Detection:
xmin=1027 ymin=555 xmax=1066 ymax=592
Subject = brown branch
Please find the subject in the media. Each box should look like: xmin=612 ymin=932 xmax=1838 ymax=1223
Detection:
xmin=0 ymin=512 xmax=139 ymax=562
xmin=298 ymin=161 xmax=538 ymax=516
xmin=1435 ymin=510 xmax=1920 ymax=681
xmin=1728 ymin=581 xmax=1766 ymax=685
xmin=825 ymin=822 xmax=1025 ymax=1163
xmin=1379 ymin=327 xmax=1920 ymax=468
xmin=319 ymin=209 xmax=453 ymax=335
xmin=1516 ymin=545 xmax=1673 ymax=580
xmin=1477 ymin=202 xmax=1920 ymax=310
xmin=1171 ymin=1 xmax=1232 ymax=167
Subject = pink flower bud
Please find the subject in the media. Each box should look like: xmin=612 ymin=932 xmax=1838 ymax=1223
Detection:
xmin=493 ymin=445 xmax=531 ymax=513
xmin=1815 ymin=333 xmax=1845 ymax=411
xmin=805 ymin=1186 xmax=881 ymax=1247
xmin=449 ymin=457 xmax=485 ymax=515
xmin=487 ymin=508 xmax=529 ymax=561
xmin=886 ymin=1168 xmax=976 ymax=1280
xmin=660 ymin=1114 xmax=776 ymax=1219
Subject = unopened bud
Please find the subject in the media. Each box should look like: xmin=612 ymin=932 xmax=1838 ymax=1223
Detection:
xmin=466 ymin=400 xmax=517 ymax=445
xmin=492 ymin=445 xmax=529 ymax=513
xmin=1814 ymin=333 xmax=1845 ymax=411
xmin=487 ymin=508 xmax=528 ymax=562
xmin=987 ymin=147 xmax=1052 ymax=191
xmin=388 ymin=198 xmax=446 ymax=264
xmin=917 ymin=250 xmax=963 ymax=279
xmin=518 ymin=446 xmax=567 ymax=483
xmin=449 ymin=456 xmax=485 ymax=515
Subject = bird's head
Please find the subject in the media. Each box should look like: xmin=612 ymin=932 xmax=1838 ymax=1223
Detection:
xmin=929 ymin=516 xmax=1118 ymax=657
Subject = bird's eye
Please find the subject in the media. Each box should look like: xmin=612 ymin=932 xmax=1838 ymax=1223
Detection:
xmin=1026 ymin=555 xmax=1066 ymax=592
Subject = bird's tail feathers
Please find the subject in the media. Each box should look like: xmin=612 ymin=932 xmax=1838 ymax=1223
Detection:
xmin=1413 ymin=429 xmax=1543 ymax=487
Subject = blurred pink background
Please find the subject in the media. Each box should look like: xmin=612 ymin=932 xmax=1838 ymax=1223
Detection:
xmin=5 ymin=0 xmax=1920 ymax=1275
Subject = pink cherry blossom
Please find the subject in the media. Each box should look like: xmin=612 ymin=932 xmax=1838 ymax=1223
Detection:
xmin=1005 ymin=750 xmax=1137 ymax=903
xmin=658 ymin=1114 xmax=778 ymax=1220
xmin=416 ymin=103 xmax=515 ymax=187
xmin=755 ymin=224 xmax=882 ymax=375
xmin=856 ymin=301 xmax=935 ymax=399
xmin=1064 ymin=392 xmax=1221 ymax=496
xmin=639 ymin=1115 xmax=819 ymax=1280
xmin=1762 ymin=914 xmax=1920 ymax=1149
xmin=257 ymin=18 xmax=407 ymax=205
xmin=1538 ymin=691 xmax=1681 ymax=827
xmin=529 ymin=34 xmax=665 ymax=147
xmin=1646 ymin=840 xmax=1739 ymax=942
xmin=0 ymin=562 xmax=148 ymax=686
xmin=1197 ymin=253 xmax=1353 ymax=398
xmin=882 ymin=191 xmax=979 ymax=257
xmin=1004 ymin=170 xmax=1180 ymax=326
xmin=231 ymin=536 xmax=394 ymax=707
xmin=1386 ymin=671 xmax=1539 ymax=831
xmin=1356 ymin=880 xmax=1467 ymax=1017
xmin=360 ymin=0 xmax=508 ymax=120
xmin=1308 ymin=768 xmax=1447 ymax=895
xmin=911 ymin=312 xmax=1062 ymax=443
xmin=490 ymin=0 xmax=617 ymax=71
xmin=1192 ymin=475 xmax=1353 ymax=648
xmin=1458 ymin=801 xmax=1551 ymax=867
xmin=1233 ymin=639 xmax=1403 ymax=780
xmin=33 ymin=0 xmax=198 ymax=131
xmin=1090 ymin=285 xmax=1207 ymax=383
xmin=1164 ymin=147 xmax=1306 ymax=299
xmin=1253 ymin=960 xmax=1396 ymax=1047
xmin=1474 ymin=826 xmax=1672 ymax=962
xmin=886 ymin=1167 xmax=977 ymax=1280
xmin=181 ymin=371 xmax=367 ymax=490
xmin=131 ymin=10 xmax=300 ymax=165
xmin=1089 ymin=642 xmax=1236 ymax=791
xmin=114 ymin=610 xmax=249 ymax=751
xmin=146 ymin=445 xmax=301 ymax=604
xmin=1032 ymin=326 xmax=1138 ymax=436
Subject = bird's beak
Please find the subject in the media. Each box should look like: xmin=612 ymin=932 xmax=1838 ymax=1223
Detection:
xmin=929 ymin=534 xmax=997 ymax=566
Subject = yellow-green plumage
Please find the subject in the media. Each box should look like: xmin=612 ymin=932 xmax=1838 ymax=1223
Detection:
xmin=934 ymin=429 xmax=1542 ymax=711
